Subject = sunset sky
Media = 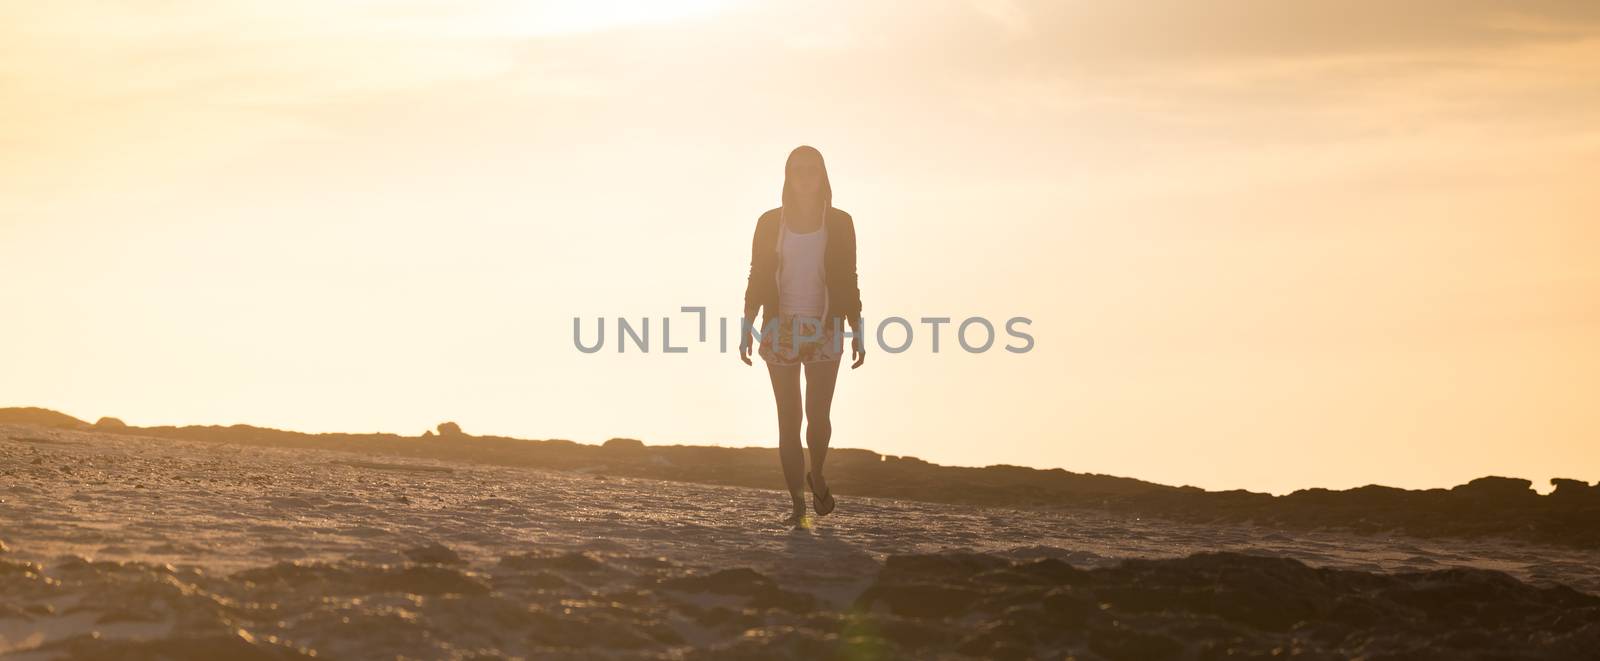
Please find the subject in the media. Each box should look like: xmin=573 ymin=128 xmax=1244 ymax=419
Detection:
xmin=3 ymin=0 xmax=1597 ymax=494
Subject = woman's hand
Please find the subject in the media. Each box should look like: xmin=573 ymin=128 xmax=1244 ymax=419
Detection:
xmin=851 ymin=333 xmax=866 ymax=369
xmin=739 ymin=328 xmax=754 ymax=365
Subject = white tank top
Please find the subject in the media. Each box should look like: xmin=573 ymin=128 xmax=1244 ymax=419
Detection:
xmin=776 ymin=210 xmax=828 ymax=319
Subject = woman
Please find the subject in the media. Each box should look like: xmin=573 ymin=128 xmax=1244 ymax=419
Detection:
xmin=740 ymin=145 xmax=866 ymax=527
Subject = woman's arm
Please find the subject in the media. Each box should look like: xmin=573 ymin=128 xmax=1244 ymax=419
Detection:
xmin=841 ymin=213 xmax=863 ymax=332
xmin=840 ymin=212 xmax=865 ymax=368
xmin=740 ymin=213 xmax=771 ymax=365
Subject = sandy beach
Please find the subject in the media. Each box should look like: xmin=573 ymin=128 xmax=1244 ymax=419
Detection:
xmin=3 ymin=422 xmax=1598 ymax=659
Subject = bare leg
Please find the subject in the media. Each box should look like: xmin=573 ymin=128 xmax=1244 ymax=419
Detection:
xmin=766 ymin=362 xmax=806 ymax=520
xmin=803 ymin=358 xmax=842 ymax=497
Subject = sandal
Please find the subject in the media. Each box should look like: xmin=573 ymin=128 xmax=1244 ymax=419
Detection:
xmin=807 ymin=473 xmax=836 ymax=516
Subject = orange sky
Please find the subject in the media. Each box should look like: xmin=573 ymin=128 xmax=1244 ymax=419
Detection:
xmin=3 ymin=0 xmax=1598 ymax=494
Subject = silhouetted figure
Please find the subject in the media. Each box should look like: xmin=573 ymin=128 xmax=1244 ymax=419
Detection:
xmin=740 ymin=145 xmax=866 ymax=527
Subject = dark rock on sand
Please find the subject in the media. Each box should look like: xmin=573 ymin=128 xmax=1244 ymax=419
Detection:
xmin=6 ymin=407 xmax=1599 ymax=550
xmin=660 ymin=567 xmax=817 ymax=613
xmin=845 ymin=551 xmax=1600 ymax=660
xmin=857 ymin=553 xmax=1014 ymax=618
xmin=603 ymin=437 xmax=646 ymax=451
xmin=403 ymin=542 xmax=463 ymax=565
xmin=5 ymin=543 xmax=1597 ymax=659
xmin=28 ymin=631 xmax=319 ymax=660
xmin=232 ymin=561 xmax=490 ymax=596
xmin=499 ymin=549 xmax=607 ymax=573
xmin=1453 ymin=475 xmax=1539 ymax=501
xmin=1114 ymin=476 xmax=1600 ymax=550
xmin=8 ymin=409 xmax=1169 ymax=514
xmin=0 ymin=407 xmax=89 ymax=429
xmin=1551 ymin=477 xmax=1600 ymax=503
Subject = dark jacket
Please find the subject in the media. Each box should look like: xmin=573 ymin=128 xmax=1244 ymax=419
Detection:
xmin=744 ymin=207 xmax=862 ymax=331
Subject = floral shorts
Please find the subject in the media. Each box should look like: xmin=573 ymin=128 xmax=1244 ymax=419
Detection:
xmin=758 ymin=315 xmax=843 ymax=366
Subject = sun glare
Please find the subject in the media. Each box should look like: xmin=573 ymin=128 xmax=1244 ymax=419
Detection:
xmin=496 ymin=0 xmax=731 ymax=36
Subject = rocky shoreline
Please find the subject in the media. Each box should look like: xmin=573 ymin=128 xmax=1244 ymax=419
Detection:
xmin=5 ymin=407 xmax=1596 ymax=551
xmin=3 ymin=413 xmax=1598 ymax=659
xmin=4 ymin=544 xmax=1596 ymax=660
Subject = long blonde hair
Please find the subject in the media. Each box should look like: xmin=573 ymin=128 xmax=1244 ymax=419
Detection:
xmin=780 ymin=145 xmax=832 ymax=228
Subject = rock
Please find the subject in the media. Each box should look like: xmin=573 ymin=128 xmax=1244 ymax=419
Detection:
xmin=519 ymin=599 xmax=684 ymax=649
xmin=421 ymin=430 xmax=434 ymax=438
xmin=857 ymin=582 xmax=984 ymax=619
xmin=856 ymin=552 xmax=1008 ymax=619
xmin=979 ymin=558 xmax=1090 ymax=586
xmin=1105 ymin=553 xmax=1335 ymax=631
xmin=1089 ymin=627 xmax=1183 ymax=661
xmin=436 ymin=422 xmax=464 ymax=437
xmin=847 ymin=550 xmax=1600 ymax=659
xmin=8 ymin=541 xmax=1599 ymax=659
xmin=1117 ymin=474 xmax=1600 ymax=549
xmin=1040 ymin=586 xmax=1095 ymax=624
xmin=1451 ymin=476 xmax=1535 ymax=499
xmin=661 ymin=568 xmax=816 ymax=613
xmin=94 ymin=417 xmax=128 ymax=430
xmin=500 ymin=550 xmax=606 ymax=572
xmin=27 ymin=632 xmax=319 ymax=660
xmin=880 ymin=552 xmax=1010 ymax=582
xmin=602 ymin=438 xmax=646 ymax=452
xmin=0 ymin=407 xmax=89 ymax=429
xmin=369 ymin=565 xmax=489 ymax=595
xmin=957 ymin=627 xmax=1036 ymax=661
xmin=234 ymin=561 xmax=489 ymax=596
xmin=1550 ymin=478 xmax=1600 ymax=502
xmin=661 ymin=567 xmax=772 ymax=596
xmin=404 ymin=542 xmax=463 ymax=565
